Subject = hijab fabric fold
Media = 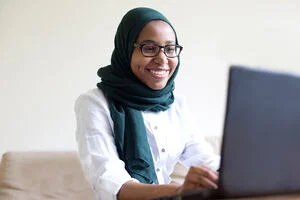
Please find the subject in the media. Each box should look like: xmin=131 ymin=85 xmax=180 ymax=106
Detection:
xmin=97 ymin=7 xmax=180 ymax=184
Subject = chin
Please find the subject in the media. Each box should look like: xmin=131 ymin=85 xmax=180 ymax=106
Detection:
xmin=148 ymin=83 xmax=167 ymax=90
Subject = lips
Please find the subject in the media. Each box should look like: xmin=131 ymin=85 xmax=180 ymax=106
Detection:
xmin=148 ymin=69 xmax=169 ymax=78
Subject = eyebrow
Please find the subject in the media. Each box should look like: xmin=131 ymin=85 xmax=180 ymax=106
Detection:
xmin=139 ymin=40 xmax=176 ymax=45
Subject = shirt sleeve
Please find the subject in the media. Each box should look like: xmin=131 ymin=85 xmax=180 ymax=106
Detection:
xmin=75 ymin=89 xmax=138 ymax=200
xmin=177 ymin=96 xmax=221 ymax=171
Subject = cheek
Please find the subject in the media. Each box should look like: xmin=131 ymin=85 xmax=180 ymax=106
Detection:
xmin=130 ymin=51 xmax=141 ymax=73
xmin=130 ymin=60 xmax=143 ymax=75
xmin=130 ymin=52 xmax=150 ymax=72
xmin=170 ymin=59 xmax=179 ymax=71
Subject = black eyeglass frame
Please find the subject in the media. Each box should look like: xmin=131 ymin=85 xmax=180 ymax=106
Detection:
xmin=133 ymin=43 xmax=183 ymax=58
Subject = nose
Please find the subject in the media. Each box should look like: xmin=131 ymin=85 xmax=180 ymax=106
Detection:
xmin=154 ymin=48 xmax=168 ymax=64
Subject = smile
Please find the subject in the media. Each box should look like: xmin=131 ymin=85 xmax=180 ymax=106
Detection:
xmin=149 ymin=69 xmax=169 ymax=78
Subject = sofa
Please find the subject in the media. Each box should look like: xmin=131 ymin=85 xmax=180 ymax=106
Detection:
xmin=0 ymin=151 xmax=93 ymax=200
xmin=0 ymin=136 xmax=299 ymax=200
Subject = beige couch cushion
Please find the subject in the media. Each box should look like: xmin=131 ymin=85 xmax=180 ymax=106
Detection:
xmin=0 ymin=151 xmax=92 ymax=200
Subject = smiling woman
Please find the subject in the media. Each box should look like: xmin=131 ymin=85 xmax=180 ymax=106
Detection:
xmin=130 ymin=20 xmax=181 ymax=90
xmin=74 ymin=7 xmax=220 ymax=200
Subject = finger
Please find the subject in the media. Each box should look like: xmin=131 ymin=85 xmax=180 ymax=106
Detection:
xmin=200 ymin=164 xmax=218 ymax=175
xmin=197 ymin=176 xmax=218 ymax=189
xmin=185 ymin=167 xmax=218 ymax=189
xmin=185 ymin=173 xmax=218 ymax=190
xmin=188 ymin=170 xmax=218 ymax=189
xmin=197 ymin=165 xmax=219 ymax=184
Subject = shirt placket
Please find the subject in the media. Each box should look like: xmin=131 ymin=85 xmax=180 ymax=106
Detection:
xmin=152 ymin=122 xmax=168 ymax=183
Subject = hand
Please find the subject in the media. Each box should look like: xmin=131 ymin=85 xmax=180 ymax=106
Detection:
xmin=178 ymin=164 xmax=219 ymax=194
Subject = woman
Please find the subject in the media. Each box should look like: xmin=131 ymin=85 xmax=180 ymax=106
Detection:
xmin=75 ymin=7 xmax=220 ymax=200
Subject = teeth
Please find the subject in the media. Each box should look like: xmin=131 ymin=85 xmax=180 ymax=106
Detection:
xmin=150 ymin=70 xmax=167 ymax=76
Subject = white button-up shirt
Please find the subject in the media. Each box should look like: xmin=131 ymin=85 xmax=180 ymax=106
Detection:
xmin=75 ymin=88 xmax=220 ymax=200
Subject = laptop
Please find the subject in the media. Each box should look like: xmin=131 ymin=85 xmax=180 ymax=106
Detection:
xmin=153 ymin=65 xmax=300 ymax=200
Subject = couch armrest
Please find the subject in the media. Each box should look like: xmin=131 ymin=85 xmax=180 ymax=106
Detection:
xmin=0 ymin=151 xmax=92 ymax=200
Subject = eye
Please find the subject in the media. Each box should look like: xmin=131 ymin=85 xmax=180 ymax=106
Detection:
xmin=142 ymin=45 xmax=158 ymax=53
xmin=165 ymin=45 xmax=176 ymax=54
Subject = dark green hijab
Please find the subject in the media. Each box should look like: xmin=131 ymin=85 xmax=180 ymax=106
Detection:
xmin=97 ymin=7 xmax=180 ymax=184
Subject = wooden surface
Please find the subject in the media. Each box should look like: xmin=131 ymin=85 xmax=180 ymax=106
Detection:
xmin=225 ymin=194 xmax=300 ymax=200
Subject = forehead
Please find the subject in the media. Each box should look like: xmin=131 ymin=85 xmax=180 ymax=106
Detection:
xmin=136 ymin=20 xmax=176 ymax=43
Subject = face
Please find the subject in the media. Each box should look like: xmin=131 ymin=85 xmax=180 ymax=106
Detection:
xmin=130 ymin=20 xmax=178 ymax=90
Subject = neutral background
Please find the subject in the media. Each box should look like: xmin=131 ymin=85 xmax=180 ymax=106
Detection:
xmin=1 ymin=0 xmax=300 ymax=156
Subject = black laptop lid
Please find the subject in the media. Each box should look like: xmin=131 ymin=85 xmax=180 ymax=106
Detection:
xmin=218 ymin=65 xmax=300 ymax=198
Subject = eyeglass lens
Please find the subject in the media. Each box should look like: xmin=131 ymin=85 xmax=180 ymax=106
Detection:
xmin=142 ymin=44 xmax=181 ymax=57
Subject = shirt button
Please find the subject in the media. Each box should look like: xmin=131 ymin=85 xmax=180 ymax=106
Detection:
xmin=161 ymin=148 xmax=166 ymax=152
xmin=154 ymin=126 xmax=158 ymax=130
xmin=156 ymin=168 xmax=160 ymax=172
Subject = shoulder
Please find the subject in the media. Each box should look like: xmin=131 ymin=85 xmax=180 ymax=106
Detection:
xmin=75 ymin=88 xmax=109 ymax=112
xmin=171 ymin=92 xmax=188 ymax=111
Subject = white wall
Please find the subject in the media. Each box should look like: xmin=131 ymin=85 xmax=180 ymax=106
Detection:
xmin=1 ymin=0 xmax=300 ymax=156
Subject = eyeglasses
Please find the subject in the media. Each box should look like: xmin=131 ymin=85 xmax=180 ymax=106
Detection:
xmin=134 ymin=43 xmax=183 ymax=58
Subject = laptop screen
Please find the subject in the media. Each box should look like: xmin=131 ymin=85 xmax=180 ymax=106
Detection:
xmin=218 ymin=65 xmax=300 ymax=198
